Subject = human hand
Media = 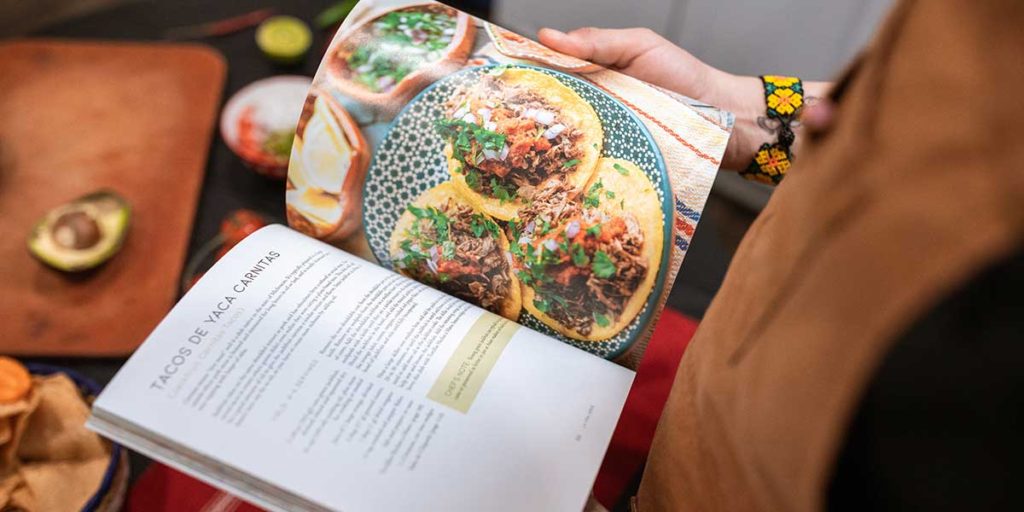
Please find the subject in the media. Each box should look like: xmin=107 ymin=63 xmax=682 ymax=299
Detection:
xmin=538 ymin=27 xmax=831 ymax=171
xmin=537 ymin=27 xmax=734 ymax=104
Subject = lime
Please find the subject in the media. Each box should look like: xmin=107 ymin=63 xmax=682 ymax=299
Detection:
xmin=256 ymin=16 xmax=312 ymax=64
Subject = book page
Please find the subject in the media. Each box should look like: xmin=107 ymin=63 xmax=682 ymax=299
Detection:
xmin=90 ymin=225 xmax=633 ymax=511
xmin=281 ymin=0 xmax=731 ymax=367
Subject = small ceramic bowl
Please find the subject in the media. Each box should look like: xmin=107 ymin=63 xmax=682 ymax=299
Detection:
xmin=220 ymin=76 xmax=313 ymax=179
xmin=25 ymin=363 xmax=129 ymax=512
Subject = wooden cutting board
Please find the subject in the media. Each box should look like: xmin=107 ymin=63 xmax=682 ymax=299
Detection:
xmin=0 ymin=40 xmax=226 ymax=356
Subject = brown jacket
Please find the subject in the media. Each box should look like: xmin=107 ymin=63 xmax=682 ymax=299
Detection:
xmin=636 ymin=1 xmax=1024 ymax=510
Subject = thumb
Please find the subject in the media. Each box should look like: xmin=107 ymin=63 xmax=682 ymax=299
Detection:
xmin=537 ymin=27 xmax=597 ymax=60
xmin=538 ymin=27 xmax=662 ymax=69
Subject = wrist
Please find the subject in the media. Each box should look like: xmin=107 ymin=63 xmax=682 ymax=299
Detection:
xmin=705 ymin=72 xmax=766 ymax=170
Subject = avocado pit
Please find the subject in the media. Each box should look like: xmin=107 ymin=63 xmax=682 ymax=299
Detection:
xmin=52 ymin=210 xmax=102 ymax=250
xmin=27 ymin=190 xmax=131 ymax=273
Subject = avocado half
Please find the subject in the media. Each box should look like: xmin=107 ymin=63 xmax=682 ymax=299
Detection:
xmin=27 ymin=190 xmax=131 ymax=272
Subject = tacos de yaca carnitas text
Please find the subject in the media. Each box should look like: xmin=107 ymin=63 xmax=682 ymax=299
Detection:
xmin=438 ymin=67 xmax=603 ymax=220
xmin=389 ymin=182 xmax=522 ymax=321
xmin=510 ymin=158 xmax=663 ymax=341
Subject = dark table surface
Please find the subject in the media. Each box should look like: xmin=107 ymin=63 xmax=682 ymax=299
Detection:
xmin=19 ymin=0 xmax=734 ymax=493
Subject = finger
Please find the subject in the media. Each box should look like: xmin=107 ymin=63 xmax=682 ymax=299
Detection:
xmin=801 ymin=99 xmax=835 ymax=134
xmin=539 ymin=27 xmax=662 ymax=68
xmin=537 ymin=28 xmax=588 ymax=57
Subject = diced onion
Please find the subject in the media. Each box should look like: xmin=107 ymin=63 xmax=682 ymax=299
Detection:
xmin=462 ymin=113 xmax=477 ymax=124
xmin=565 ymin=220 xmax=581 ymax=238
xmin=452 ymin=106 xmax=468 ymax=119
xmin=534 ymin=110 xmax=555 ymax=125
xmin=478 ymin=108 xmax=492 ymax=122
xmin=484 ymin=121 xmax=498 ymax=131
xmin=525 ymin=221 xmax=536 ymax=234
xmin=543 ymin=124 xmax=566 ymax=139
xmin=377 ymin=76 xmax=396 ymax=91
xmin=482 ymin=148 xmax=500 ymax=160
xmin=518 ymin=235 xmax=532 ymax=245
xmin=543 ymin=239 xmax=559 ymax=251
xmin=499 ymin=144 xmax=509 ymax=160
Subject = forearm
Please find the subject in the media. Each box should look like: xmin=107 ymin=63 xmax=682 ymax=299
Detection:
xmin=705 ymin=70 xmax=831 ymax=171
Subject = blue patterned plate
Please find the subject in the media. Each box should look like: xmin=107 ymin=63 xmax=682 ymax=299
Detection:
xmin=363 ymin=64 xmax=671 ymax=360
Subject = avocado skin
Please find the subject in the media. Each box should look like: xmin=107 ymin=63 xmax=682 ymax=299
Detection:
xmin=27 ymin=190 xmax=132 ymax=273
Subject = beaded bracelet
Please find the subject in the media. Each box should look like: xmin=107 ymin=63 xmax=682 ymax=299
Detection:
xmin=741 ymin=75 xmax=804 ymax=185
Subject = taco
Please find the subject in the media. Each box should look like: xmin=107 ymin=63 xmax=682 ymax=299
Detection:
xmin=389 ymin=182 xmax=522 ymax=321
xmin=286 ymin=90 xmax=370 ymax=242
xmin=437 ymin=67 xmax=604 ymax=220
xmin=509 ymin=158 xmax=663 ymax=341
xmin=325 ymin=3 xmax=475 ymax=109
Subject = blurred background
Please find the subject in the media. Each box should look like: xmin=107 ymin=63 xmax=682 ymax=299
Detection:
xmin=0 ymin=0 xmax=893 ymax=506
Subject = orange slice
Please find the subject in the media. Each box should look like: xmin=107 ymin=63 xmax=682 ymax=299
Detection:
xmin=0 ymin=357 xmax=31 ymax=404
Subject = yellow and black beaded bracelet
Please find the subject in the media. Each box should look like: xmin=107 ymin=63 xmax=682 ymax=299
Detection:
xmin=741 ymin=75 xmax=804 ymax=185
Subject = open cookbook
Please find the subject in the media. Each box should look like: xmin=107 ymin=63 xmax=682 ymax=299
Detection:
xmin=88 ymin=1 xmax=732 ymax=510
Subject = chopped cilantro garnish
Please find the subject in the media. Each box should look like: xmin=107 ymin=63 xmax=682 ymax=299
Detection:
xmin=613 ymin=163 xmax=630 ymax=175
xmin=594 ymin=312 xmax=611 ymax=327
xmin=434 ymin=118 xmax=507 ymax=164
xmin=486 ymin=64 xmax=509 ymax=76
xmin=591 ymin=250 xmax=616 ymax=279
xmin=533 ymin=296 xmax=550 ymax=313
xmin=469 ymin=214 xmax=501 ymax=239
xmin=465 ymin=169 xmax=481 ymax=190
xmin=490 ymin=178 xmax=515 ymax=203
xmin=407 ymin=204 xmax=428 ymax=219
xmin=507 ymin=219 xmax=521 ymax=240
xmin=405 ymin=204 xmax=449 ymax=240
xmin=562 ymin=158 xmax=580 ymax=169
xmin=431 ymin=210 xmax=449 ymax=240
xmin=606 ymin=190 xmax=616 ymax=199
xmin=516 ymin=269 xmax=533 ymax=284
xmin=398 ymin=239 xmax=428 ymax=268
xmin=540 ymin=244 xmax=559 ymax=264
xmin=558 ymin=236 xmax=571 ymax=253
xmin=586 ymin=224 xmax=602 ymax=237
xmin=441 ymin=240 xmax=456 ymax=259
xmin=584 ymin=179 xmax=604 ymax=208
xmin=524 ymin=242 xmax=536 ymax=260
xmin=571 ymin=243 xmax=590 ymax=267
